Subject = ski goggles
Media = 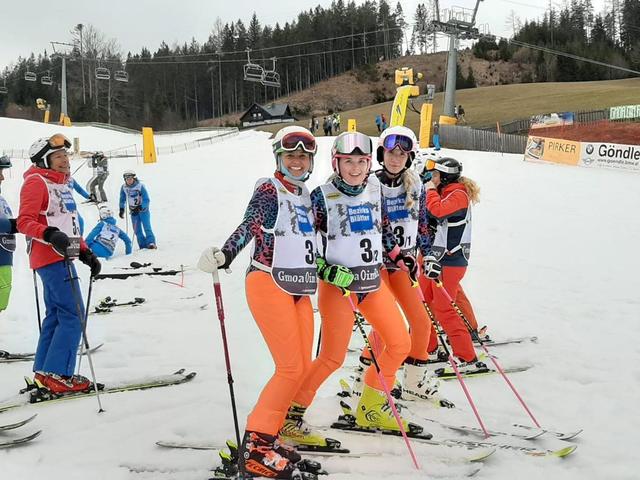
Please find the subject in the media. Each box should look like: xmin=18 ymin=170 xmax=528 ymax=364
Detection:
xmin=382 ymin=134 xmax=414 ymax=152
xmin=274 ymin=131 xmax=317 ymax=154
xmin=333 ymin=132 xmax=373 ymax=156
xmin=425 ymin=159 xmax=459 ymax=174
xmin=32 ymin=134 xmax=72 ymax=163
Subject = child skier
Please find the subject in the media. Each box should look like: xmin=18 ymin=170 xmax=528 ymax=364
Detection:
xmin=119 ymin=170 xmax=156 ymax=249
xmin=0 ymin=156 xmax=18 ymax=312
xmin=86 ymin=204 xmax=132 ymax=259
xmin=198 ymin=126 xmax=320 ymax=479
xmin=17 ymin=134 xmax=102 ymax=393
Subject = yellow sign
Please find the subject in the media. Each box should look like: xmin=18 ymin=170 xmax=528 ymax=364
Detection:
xmin=347 ymin=119 xmax=357 ymax=132
xmin=418 ymin=103 xmax=433 ymax=149
xmin=142 ymin=127 xmax=157 ymax=163
xmin=524 ymin=136 xmax=580 ymax=165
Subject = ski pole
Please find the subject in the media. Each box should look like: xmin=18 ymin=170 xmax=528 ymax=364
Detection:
xmin=411 ymin=277 xmax=489 ymax=438
xmin=433 ymin=279 xmax=542 ymax=428
xmin=210 ymin=265 xmax=242 ymax=449
xmin=315 ymin=326 xmax=322 ymax=358
xmin=32 ymin=271 xmax=42 ymax=333
xmin=341 ymin=288 xmax=421 ymax=470
xmin=65 ymin=259 xmax=104 ymax=413
xmin=76 ymin=276 xmax=95 ymax=375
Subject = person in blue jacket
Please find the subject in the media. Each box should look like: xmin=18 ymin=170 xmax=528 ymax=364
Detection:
xmin=119 ymin=170 xmax=156 ymax=249
xmin=86 ymin=204 xmax=132 ymax=259
xmin=0 ymin=156 xmax=18 ymax=312
xmin=68 ymin=176 xmax=91 ymax=235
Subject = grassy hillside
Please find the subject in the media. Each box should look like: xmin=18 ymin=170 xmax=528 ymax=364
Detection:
xmin=256 ymin=77 xmax=640 ymax=137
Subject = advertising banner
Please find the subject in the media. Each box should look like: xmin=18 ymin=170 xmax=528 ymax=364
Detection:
xmin=580 ymin=142 xmax=640 ymax=171
xmin=524 ymin=136 xmax=580 ymax=165
xmin=609 ymin=105 xmax=640 ymax=121
xmin=530 ymin=112 xmax=575 ymax=129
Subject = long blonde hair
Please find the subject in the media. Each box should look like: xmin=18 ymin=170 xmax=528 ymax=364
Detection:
xmin=401 ymin=169 xmax=419 ymax=209
xmin=459 ymin=176 xmax=480 ymax=204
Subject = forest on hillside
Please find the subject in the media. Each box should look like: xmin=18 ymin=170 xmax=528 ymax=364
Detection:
xmin=1 ymin=0 xmax=639 ymax=129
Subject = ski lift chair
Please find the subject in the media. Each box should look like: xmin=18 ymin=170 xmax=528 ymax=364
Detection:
xmin=243 ymin=48 xmax=265 ymax=83
xmin=41 ymin=71 xmax=53 ymax=86
xmin=24 ymin=71 xmax=37 ymax=82
xmin=114 ymin=70 xmax=129 ymax=83
xmin=261 ymin=57 xmax=281 ymax=88
xmin=95 ymin=67 xmax=111 ymax=80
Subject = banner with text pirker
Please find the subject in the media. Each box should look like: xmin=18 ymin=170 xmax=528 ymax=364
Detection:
xmin=524 ymin=136 xmax=581 ymax=166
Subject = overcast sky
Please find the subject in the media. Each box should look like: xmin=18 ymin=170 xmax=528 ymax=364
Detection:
xmin=1 ymin=0 xmax=607 ymax=71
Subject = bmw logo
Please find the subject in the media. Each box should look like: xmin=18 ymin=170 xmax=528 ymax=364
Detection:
xmin=586 ymin=144 xmax=594 ymax=155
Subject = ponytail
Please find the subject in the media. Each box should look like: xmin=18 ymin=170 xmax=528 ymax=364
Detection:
xmin=459 ymin=176 xmax=480 ymax=204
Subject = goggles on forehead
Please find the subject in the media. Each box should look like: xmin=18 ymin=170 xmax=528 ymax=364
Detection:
xmin=275 ymin=131 xmax=317 ymax=154
xmin=382 ymin=134 xmax=414 ymax=153
xmin=48 ymin=134 xmax=72 ymax=150
xmin=333 ymin=132 xmax=373 ymax=156
xmin=425 ymin=159 xmax=459 ymax=174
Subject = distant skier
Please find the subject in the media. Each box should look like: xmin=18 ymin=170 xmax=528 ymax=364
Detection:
xmin=17 ymin=134 xmax=101 ymax=394
xmin=86 ymin=204 xmax=132 ymax=259
xmin=67 ymin=176 xmax=91 ymax=235
xmin=86 ymin=152 xmax=109 ymax=203
xmin=0 ymin=156 xmax=18 ymax=312
xmin=119 ymin=170 xmax=156 ymax=249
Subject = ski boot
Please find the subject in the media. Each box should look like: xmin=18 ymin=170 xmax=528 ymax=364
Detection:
xmin=401 ymin=359 xmax=455 ymax=408
xmin=35 ymin=372 xmax=91 ymax=394
xmin=279 ymin=403 xmax=343 ymax=452
xmin=355 ymin=384 xmax=422 ymax=434
xmin=238 ymin=430 xmax=306 ymax=479
xmin=348 ymin=356 xmax=371 ymax=400
xmin=426 ymin=346 xmax=449 ymax=368
xmin=456 ymin=358 xmax=489 ymax=375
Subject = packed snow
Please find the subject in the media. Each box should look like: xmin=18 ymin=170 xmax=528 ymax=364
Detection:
xmin=0 ymin=117 xmax=638 ymax=479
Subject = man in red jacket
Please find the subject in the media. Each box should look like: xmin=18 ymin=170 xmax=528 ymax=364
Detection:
xmin=18 ymin=134 xmax=101 ymax=394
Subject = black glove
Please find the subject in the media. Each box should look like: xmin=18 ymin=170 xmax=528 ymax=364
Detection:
xmin=80 ymin=249 xmax=102 ymax=277
xmin=89 ymin=193 xmax=97 ymax=202
xmin=43 ymin=227 xmax=70 ymax=256
xmin=389 ymin=248 xmax=419 ymax=280
xmin=119 ymin=208 xmax=125 ymax=219
xmin=9 ymin=219 xmax=18 ymax=234
xmin=422 ymin=255 xmax=442 ymax=280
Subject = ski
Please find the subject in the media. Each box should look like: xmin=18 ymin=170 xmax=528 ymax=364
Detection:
xmin=0 ymin=430 xmax=42 ymax=449
xmin=0 ymin=369 xmax=196 ymax=413
xmin=0 ymin=343 xmax=104 ymax=364
xmin=156 ymin=440 xmax=349 ymax=455
xmin=0 ymin=413 xmax=38 ymax=431
xmin=95 ymin=270 xmax=182 ymax=280
xmin=92 ymin=297 xmax=146 ymax=314
xmin=512 ymin=423 xmax=583 ymax=441
xmin=434 ymin=364 xmax=533 ymax=380
xmin=475 ymin=336 xmax=539 ymax=347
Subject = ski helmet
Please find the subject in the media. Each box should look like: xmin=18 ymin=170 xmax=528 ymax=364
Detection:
xmin=413 ymin=150 xmax=441 ymax=183
xmin=426 ymin=157 xmax=462 ymax=185
xmin=29 ymin=134 xmax=71 ymax=168
xmin=123 ymin=170 xmax=136 ymax=181
xmin=98 ymin=204 xmax=113 ymax=220
xmin=331 ymin=132 xmax=373 ymax=176
xmin=0 ymin=155 xmax=11 ymax=169
xmin=272 ymin=126 xmax=317 ymax=181
xmin=376 ymin=126 xmax=418 ymax=170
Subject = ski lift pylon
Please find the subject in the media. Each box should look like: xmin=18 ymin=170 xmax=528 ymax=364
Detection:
xmin=41 ymin=70 xmax=53 ymax=86
xmin=24 ymin=71 xmax=37 ymax=82
xmin=243 ymin=48 xmax=265 ymax=83
xmin=95 ymin=67 xmax=111 ymax=80
xmin=261 ymin=57 xmax=281 ymax=88
xmin=114 ymin=70 xmax=129 ymax=82
xmin=0 ymin=78 xmax=7 ymax=94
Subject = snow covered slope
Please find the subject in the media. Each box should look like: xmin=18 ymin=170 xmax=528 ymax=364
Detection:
xmin=0 ymin=118 xmax=638 ymax=479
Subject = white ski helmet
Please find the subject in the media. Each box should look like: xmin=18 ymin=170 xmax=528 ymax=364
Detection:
xmin=29 ymin=134 xmax=71 ymax=168
xmin=377 ymin=126 xmax=418 ymax=168
xmin=271 ymin=126 xmax=317 ymax=181
xmin=123 ymin=169 xmax=136 ymax=180
xmin=98 ymin=204 xmax=113 ymax=220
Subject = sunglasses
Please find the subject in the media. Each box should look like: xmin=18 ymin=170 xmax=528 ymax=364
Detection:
xmin=382 ymin=134 xmax=414 ymax=152
xmin=276 ymin=132 xmax=317 ymax=154
xmin=333 ymin=133 xmax=373 ymax=156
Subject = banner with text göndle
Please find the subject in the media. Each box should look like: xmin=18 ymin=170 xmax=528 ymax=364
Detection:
xmin=580 ymin=142 xmax=640 ymax=172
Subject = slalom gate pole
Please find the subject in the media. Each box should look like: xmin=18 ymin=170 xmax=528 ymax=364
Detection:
xmin=411 ymin=277 xmax=489 ymax=437
xmin=65 ymin=260 xmax=104 ymax=413
xmin=341 ymin=288 xmax=421 ymax=470
xmin=433 ymin=279 xmax=541 ymax=428
xmin=32 ymin=271 xmax=42 ymax=333
xmin=76 ymin=276 xmax=95 ymax=375
xmin=211 ymin=266 xmax=242 ymax=449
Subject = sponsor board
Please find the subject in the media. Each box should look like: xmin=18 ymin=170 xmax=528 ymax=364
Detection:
xmin=609 ymin=104 xmax=640 ymax=121
xmin=530 ymin=112 xmax=575 ymax=129
xmin=580 ymin=142 xmax=640 ymax=171
xmin=524 ymin=136 xmax=580 ymax=165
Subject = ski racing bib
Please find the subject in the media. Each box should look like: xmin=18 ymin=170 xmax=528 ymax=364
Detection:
xmin=431 ymin=191 xmax=472 ymax=262
xmin=251 ymin=178 xmax=317 ymax=296
xmin=380 ymin=171 xmax=422 ymax=270
xmin=95 ymin=222 xmax=120 ymax=253
xmin=321 ymin=177 xmax=382 ymax=293
xmin=0 ymin=196 xmax=16 ymax=253
xmin=123 ymin=183 xmax=143 ymax=209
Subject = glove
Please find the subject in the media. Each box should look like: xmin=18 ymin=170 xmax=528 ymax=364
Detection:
xmin=9 ymin=219 xmax=18 ymax=234
xmin=80 ymin=249 xmax=102 ymax=277
xmin=43 ymin=227 xmax=70 ymax=256
xmin=388 ymin=246 xmax=419 ymax=279
xmin=422 ymin=255 xmax=442 ymax=279
xmin=131 ymin=206 xmax=142 ymax=215
xmin=316 ymin=257 xmax=354 ymax=288
xmin=119 ymin=208 xmax=125 ymax=219
xmin=198 ymin=247 xmax=229 ymax=273
xmin=89 ymin=193 xmax=97 ymax=202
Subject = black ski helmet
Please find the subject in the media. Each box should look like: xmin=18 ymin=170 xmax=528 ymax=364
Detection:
xmin=429 ymin=157 xmax=462 ymax=185
xmin=0 ymin=155 xmax=11 ymax=169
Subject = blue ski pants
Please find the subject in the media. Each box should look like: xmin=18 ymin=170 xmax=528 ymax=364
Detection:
xmin=88 ymin=242 xmax=114 ymax=259
xmin=33 ymin=261 xmax=84 ymax=376
xmin=131 ymin=210 xmax=156 ymax=249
